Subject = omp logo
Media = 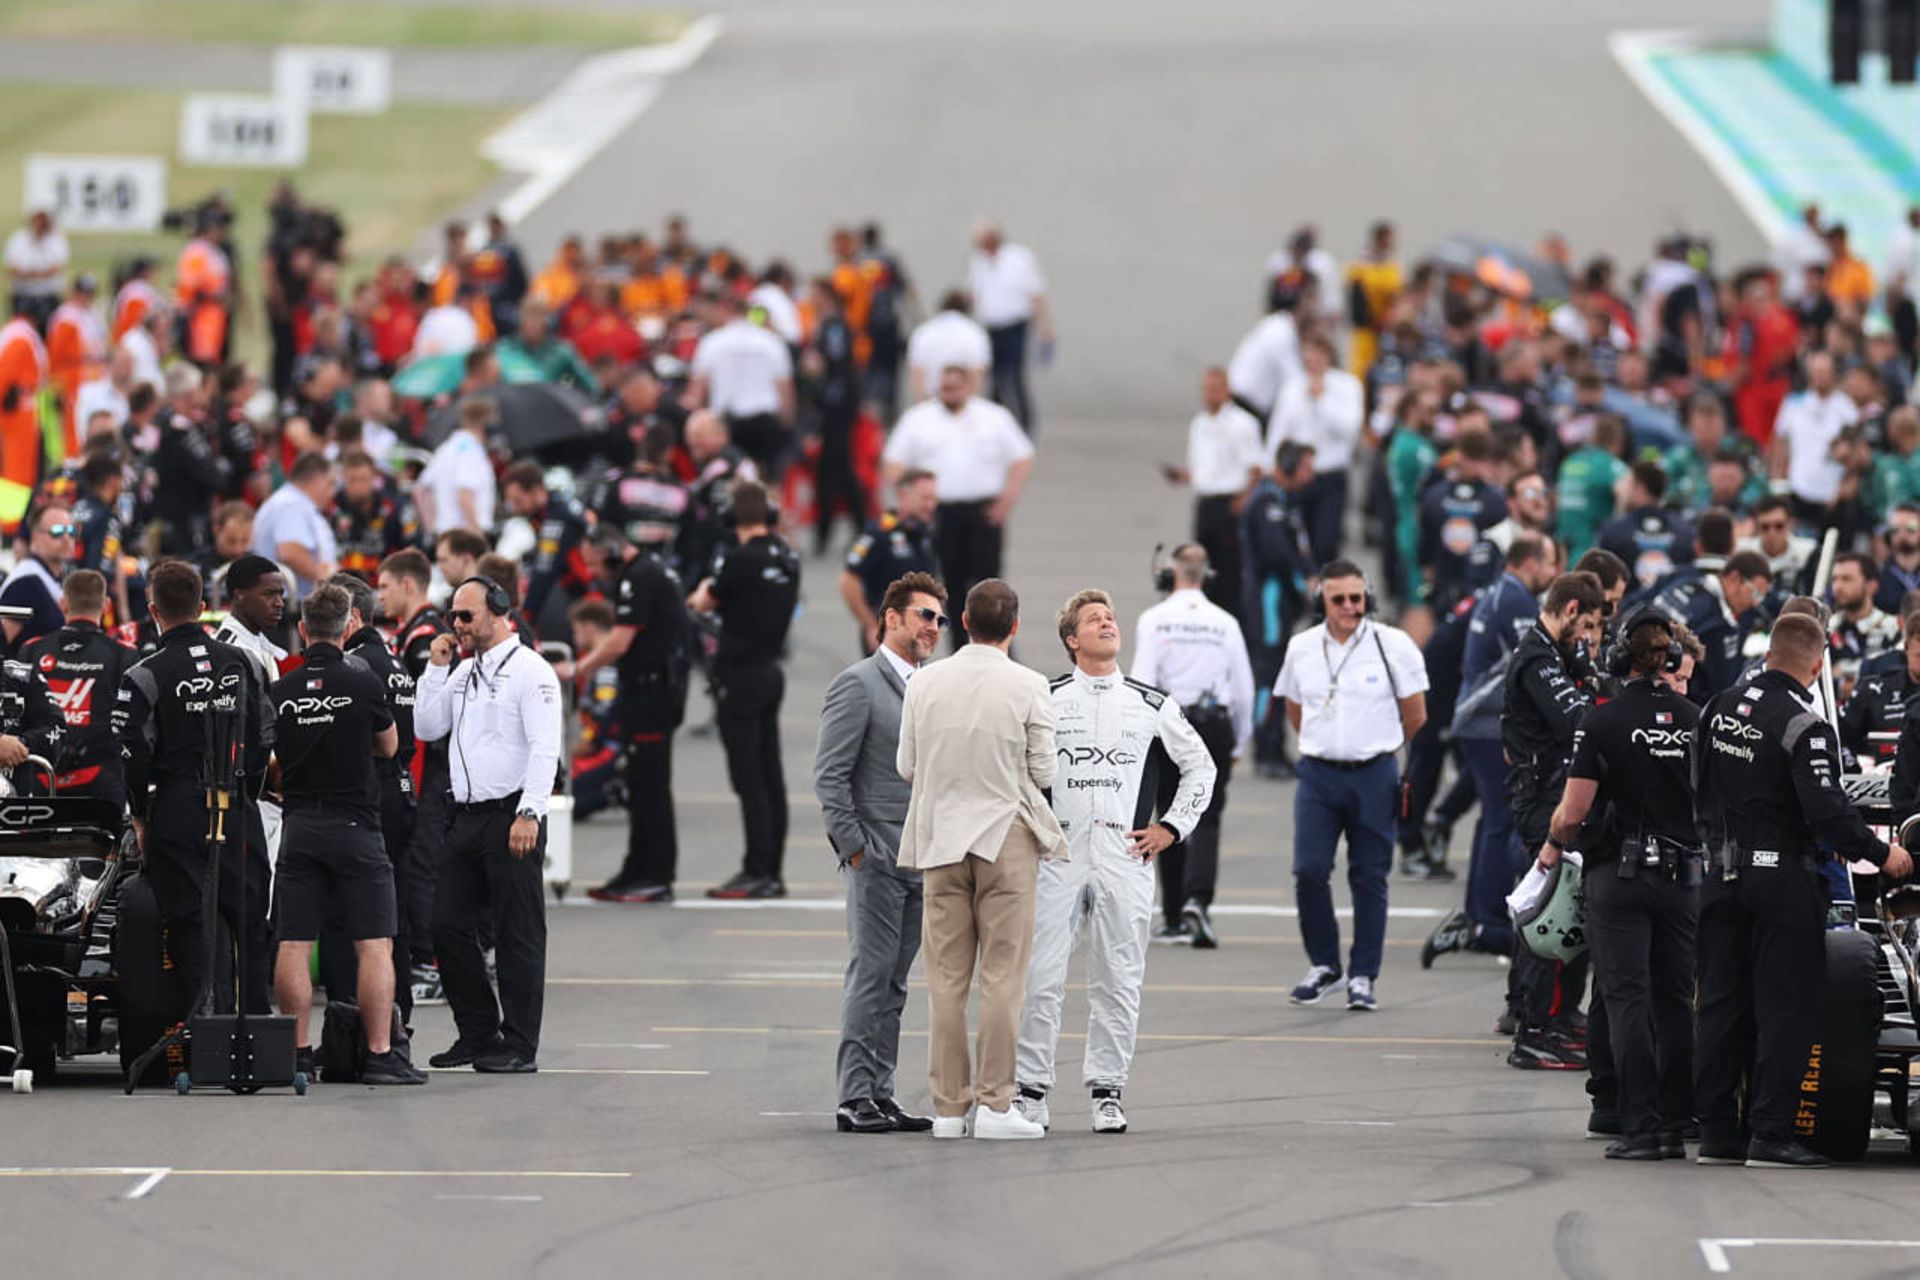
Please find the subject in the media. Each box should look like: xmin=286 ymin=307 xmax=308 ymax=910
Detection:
xmin=0 ymin=803 xmax=55 ymax=826
xmin=277 ymin=695 xmax=355 ymax=715
xmin=1630 ymin=728 xmax=1692 ymax=748
xmin=1709 ymin=714 xmax=1763 ymax=741
xmin=1059 ymin=745 xmax=1140 ymax=767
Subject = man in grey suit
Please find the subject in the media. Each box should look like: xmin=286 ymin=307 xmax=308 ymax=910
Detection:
xmin=813 ymin=571 xmax=949 ymax=1133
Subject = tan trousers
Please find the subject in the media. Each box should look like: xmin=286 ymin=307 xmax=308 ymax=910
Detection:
xmin=922 ymin=824 xmax=1040 ymax=1116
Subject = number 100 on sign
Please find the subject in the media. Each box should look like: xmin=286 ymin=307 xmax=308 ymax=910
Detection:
xmin=24 ymin=155 xmax=167 ymax=233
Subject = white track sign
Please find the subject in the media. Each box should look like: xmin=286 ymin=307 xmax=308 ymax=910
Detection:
xmin=274 ymin=46 xmax=392 ymax=115
xmin=24 ymin=154 xmax=167 ymax=232
xmin=178 ymin=94 xmax=309 ymax=168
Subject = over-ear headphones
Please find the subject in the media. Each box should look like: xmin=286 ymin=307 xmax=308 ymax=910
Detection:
xmin=1603 ymin=605 xmax=1683 ymax=678
xmin=1311 ymin=567 xmax=1377 ymax=619
xmin=1150 ymin=543 xmax=1214 ymax=594
xmin=460 ymin=575 xmax=512 ymax=617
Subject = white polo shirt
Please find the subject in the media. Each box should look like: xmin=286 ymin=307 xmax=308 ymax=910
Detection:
xmin=1226 ymin=311 xmax=1303 ymax=420
xmin=968 ymin=243 xmax=1046 ymax=328
xmin=907 ymin=310 xmax=992 ymax=387
xmin=1774 ymin=387 xmax=1859 ymax=506
xmin=1188 ymin=403 xmax=1265 ymax=496
xmin=1275 ymin=619 xmax=1428 ymax=761
xmin=1131 ymin=588 xmax=1257 ymax=748
xmin=692 ymin=319 xmax=792 ymax=418
xmin=4 ymin=228 xmax=69 ymax=299
xmin=1267 ymin=369 xmax=1365 ymax=473
xmin=882 ymin=396 xmax=1033 ymax=502
xmin=421 ymin=429 xmax=496 ymax=534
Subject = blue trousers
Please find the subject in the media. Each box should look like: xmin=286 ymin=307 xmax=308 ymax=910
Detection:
xmin=1293 ymin=755 xmax=1397 ymax=980
xmin=1462 ymin=738 xmax=1520 ymax=952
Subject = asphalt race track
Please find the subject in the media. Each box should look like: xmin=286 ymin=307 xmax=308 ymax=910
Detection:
xmin=14 ymin=4 xmax=1920 ymax=1277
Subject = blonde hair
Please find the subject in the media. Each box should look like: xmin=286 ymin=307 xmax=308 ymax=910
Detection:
xmin=1056 ymin=588 xmax=1114 ymax=659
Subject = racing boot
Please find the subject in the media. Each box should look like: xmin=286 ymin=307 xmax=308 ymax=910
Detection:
xmin=1014 ymin=1084 xmax=1051 ymax=1132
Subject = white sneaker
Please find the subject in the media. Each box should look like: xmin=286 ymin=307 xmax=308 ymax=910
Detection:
xmin=931 ymin=1115 xmax=969 ymax=1139
xmin=1014 ymin=1087 xmax=1051 ymax=1132
xmin=973 ymin=1104 xmax=1045 ymax=1140
xmin=1091 ymin=1090 xmax=1128 ymax=1134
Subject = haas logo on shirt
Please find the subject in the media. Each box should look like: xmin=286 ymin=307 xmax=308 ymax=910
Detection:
xmin=46 ymin=677 xmax=97 ymax=727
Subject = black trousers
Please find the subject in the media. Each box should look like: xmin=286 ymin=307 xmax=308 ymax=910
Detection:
xmin=145 ymin=784 xmax=271 ymax=1019
xmin=613 ymin=731 xmax=677 ymax=886
xmin=1193 ymin=495 xmax=1244 ymax=621
xmin=1397 ymin=718 xmax=1454 ymax=851
xmin=1587 ymin=867 xmax=1698 ymax=1140
xmin=431 ymin=804 xmax=548 ymax=1057
xmin=1298 ymin=468 xmax=1349 ymax=567
xmin=987 ymin=320 xmax=1034 ymax=434
xmin=1512 ymin=806 xmax=1587 ymax=1030
xmin=1154 ymin=705 xmax=1236 ymax=926
xmin=934 ymin=499 xmax=1002 ymax=649
xmin=728 ymin=412 xmax=791 ymax=483
xmin=319 ymin=774 xmax=417 ymax=1022
xmin=1694 ymin=861 xmax=1826 ymax=1145
xmin=812 ymin=408 xmax=867 ymax=552
xmin=405 ymin=752 xmax=450 ymax=968
xmin=715 ymin=660 xmax=787 ymax=881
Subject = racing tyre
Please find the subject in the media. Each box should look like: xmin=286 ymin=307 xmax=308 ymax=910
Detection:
xmin=114 ymin=873 xmax=170 ymax=1089
xmin=1801 ymin=928 xmax=1881 ymax=1162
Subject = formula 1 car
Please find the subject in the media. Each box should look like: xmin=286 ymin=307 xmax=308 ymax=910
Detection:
xmin=0 ymin=770 xmax=166 ymax=1090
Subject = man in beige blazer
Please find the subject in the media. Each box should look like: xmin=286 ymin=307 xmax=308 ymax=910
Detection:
xmin=896 ymin=578 xmax=1067 ymax=1139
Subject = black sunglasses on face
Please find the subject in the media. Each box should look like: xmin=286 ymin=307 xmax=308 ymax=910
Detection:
xmin=1326 ymin=593 xmax=1365 ymax=607
xmin=447 ymin=609 xmax=476 ymax=624
xmin=911 ymin=606 xmax=949 ymax=629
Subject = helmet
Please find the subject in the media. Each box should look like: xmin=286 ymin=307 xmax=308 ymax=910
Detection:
xmin=1514 ymin=854 xmax=1587 ymax=962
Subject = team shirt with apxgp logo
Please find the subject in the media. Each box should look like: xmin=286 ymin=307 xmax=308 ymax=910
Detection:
xmin=1566 ymin=679 xmax=1700 ymax=856
xmin=268 ymin=643 xmax=392 ymax=826
xmin=1047 ymin=670 xmax=1215 ymax=858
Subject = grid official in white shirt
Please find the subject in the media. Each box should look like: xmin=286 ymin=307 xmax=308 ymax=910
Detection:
xmin=1169 ymin=367 xmax=1265 ymax=621
xmin=1273 ymin=562 xmax=1428 ymax=1011
xmin=906 ymin=294 xmax=992 ymax=400
xmin=884 ymin=369 xmax=1035 ymax=642
xmin=967 ymin=222 xmax=1050 ymax=435
xmin=1267 ymin=334 xmax=1365 ymax=566
xmin=689 ymin=293 xmax=796 ymax=479
xmin=1131 ymin=546 xmax=1257 ymax=944
xmin=412 ymin=577 xmax=564 ymax=1071
xmin=1770 ymin=351 xmax=1859 ymax=516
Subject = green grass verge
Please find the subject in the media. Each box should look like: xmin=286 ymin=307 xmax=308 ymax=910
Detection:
xmin=0 ymin=84 xmax=508 ymax=370
xmin=0 ymin=0 xmax=686 ymax=48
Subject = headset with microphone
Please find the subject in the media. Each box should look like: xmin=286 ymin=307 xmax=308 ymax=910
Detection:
xmin=1150 ymin=543 xmax=1214 ymax=595
xmin=457 ymin=574 xmax=513 ymax=618
xmin=1310 ymin=564 xmax=1378 ymax=619
xmin=1602 ymin=605 xmax=1684 ymax=678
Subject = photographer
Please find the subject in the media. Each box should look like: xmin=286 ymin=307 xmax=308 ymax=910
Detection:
xmin=268 ymin=584 xmax=423 ymax=1086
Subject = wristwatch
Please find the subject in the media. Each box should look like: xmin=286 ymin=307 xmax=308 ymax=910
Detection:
xmin=516 ymin=806 xmax=540 ymax=823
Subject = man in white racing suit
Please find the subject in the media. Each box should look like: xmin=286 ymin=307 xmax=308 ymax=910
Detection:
xmin=1015 ymin=589 xmax=1216 ymax=1134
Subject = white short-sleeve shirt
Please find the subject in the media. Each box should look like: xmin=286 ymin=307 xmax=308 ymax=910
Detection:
xmin=4 ymin=228 xmax=69 ymax=298
xmin=692 ymin=319 xmax=792 ymax=418
xmin=968 ymin=243 xmax=1046 ymax=328
xmin=1188 ymin=403 xmax=1266 ymax=496
xmin=422 ymin=430 xmax=497 ymax=534
xmin=1774 ymin=388 xmax=1859 ymax=506
xmin=907 ymin=310 xmax=992 ymax=387
xmin=882 ymin=396 xmax=1033 ymax=502
xmin=1275 ymin=620 xmax=1429 ymax=760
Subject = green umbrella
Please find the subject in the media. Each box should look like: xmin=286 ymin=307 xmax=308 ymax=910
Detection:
xmin=390 ymin=346 xmax=548 ymax=399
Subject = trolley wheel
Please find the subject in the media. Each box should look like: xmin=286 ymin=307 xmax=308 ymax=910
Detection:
xmin=293 ymin=1072 xmax=308 ymax=1096
xmin=173 ymin=1072 xmax=191 ymax=1095
xmin=551 ymin=881 xmax=569 ymax=902
xmin=11 ymin=1069 xmax=32 ymax=1094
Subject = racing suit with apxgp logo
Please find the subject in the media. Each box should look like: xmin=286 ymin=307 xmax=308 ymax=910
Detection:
xmin=1015 ymin=668 xmax=1215 ymax=1093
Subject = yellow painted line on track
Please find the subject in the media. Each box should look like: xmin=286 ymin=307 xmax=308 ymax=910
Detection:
xmin=651 ymin=1026 xmax=1505 ymax=1049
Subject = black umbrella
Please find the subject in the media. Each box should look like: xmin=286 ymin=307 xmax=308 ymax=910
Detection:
xmin=1422 ymin=234 xmax=1573 ymax=305
xmin=425 ymin=382 xmax=607 ymax=454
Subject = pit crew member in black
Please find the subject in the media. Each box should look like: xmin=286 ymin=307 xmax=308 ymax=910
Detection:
xmin=378 ymin=548 xmax=448 ymax=998
xmin=1693 ymin=613 xmax=1912 ymax=1169
xmin=1539 ymin=612 xmax=1704 ymax=1160
xmin=268 ymin=584 xmax=423 ymax=1086
xmin=1501 ymin=570 xmax=1605 ymax=1070
xmin=325 ymin=571 xmax=420 ymax=1021
xmin=840 ymin=468 xmax=940 ymax=654
xmin=0 ymin=651 xmax=64 ymax=790
xmin=1841 ymin=609 xmax=1920 ymax=769
xmin=573 ymin=528 xmax=691 ymax=902
xmin=22 ymin=569 xmax=130 ymax=808
xmin=502 ymin=461 xmax=591 ymax=632
xmin=114 ymin=560 xmax=275 ymax=1019
xmin=693 ymin=480 xmax=801 ymax=899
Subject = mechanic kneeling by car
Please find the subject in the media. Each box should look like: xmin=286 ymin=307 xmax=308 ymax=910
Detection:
xmin=267 ymin=583 xmax=426 ymax=1086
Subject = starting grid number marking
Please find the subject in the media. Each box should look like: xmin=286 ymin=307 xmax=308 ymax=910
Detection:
xmin=1698 ymin=1238 xmax=1920 ymax=1273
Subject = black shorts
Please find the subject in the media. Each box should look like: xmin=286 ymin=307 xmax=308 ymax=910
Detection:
xmin=273 ymin=810 xmax=397 ymax=943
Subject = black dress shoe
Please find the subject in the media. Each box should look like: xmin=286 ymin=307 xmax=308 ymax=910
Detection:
xmin=428 ymin=1036 xmax=503 ymax=1069
xmin=472 ymin=1046 xmax=538 ymax=1074
xmin=707 ymin=872 xmax=763 ymax=899
xmin=1746 ymin=1138 xmax=1831 ymax=1169
xmin=588 ymin=881 xmax=674 ymax=904
xmin=836 ymin=1098 xmax=891 ymax=1133
xmin=1696 ymin=1136 xmax=1748 ymax=1166
xmin=1658 ymin=1131 xmax=1686 ymax=1160
xmin=1604 ymin=1137 xmax=1664 ymax=1161
xmin=872 ymin=1096 xmax=933 ymax=1132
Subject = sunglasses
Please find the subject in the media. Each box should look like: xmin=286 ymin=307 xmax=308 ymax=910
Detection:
xmin=911 ymin=606 xmax=949 ymax=629
xmin=1326 ymin=593 xmax=1366 ymax=607
xmin=43 ymin=523 xmax=74 ymax=538
xmin=447 ymin=609 xmax=477 ymax=624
